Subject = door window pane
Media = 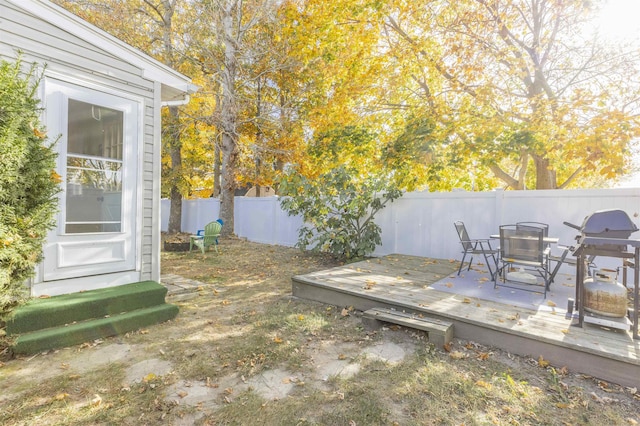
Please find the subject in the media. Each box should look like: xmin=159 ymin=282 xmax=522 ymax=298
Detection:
xmin=65 ymin=99 xmax=124 ymax=233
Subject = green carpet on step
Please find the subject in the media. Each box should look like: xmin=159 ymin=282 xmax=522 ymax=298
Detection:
xmin=6 ymin=281 xmax=168 ymax=335
xmin=12 ymin=303 xmax=179 ymax=354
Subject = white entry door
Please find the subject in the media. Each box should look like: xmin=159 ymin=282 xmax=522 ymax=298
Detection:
xmin=42 ymin=79 xmax=139 ymax=281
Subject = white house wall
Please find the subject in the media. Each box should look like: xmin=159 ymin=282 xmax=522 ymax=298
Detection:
xmin=0 ymin=0 xmax=159 ymax=289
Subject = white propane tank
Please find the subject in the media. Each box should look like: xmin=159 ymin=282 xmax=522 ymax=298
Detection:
xmin=583 ymin=269 xmax=628 ymax=318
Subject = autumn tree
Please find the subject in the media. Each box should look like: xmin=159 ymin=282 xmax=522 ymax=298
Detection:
xmin=381 ymin=0 xmax=640 ymax=189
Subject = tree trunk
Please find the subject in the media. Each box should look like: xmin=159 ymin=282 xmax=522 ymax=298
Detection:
xmin=220 ymin=133 xmax=237 ymax=235
xmin=534 ymin=155 xmax=557 ymax=189
xmin=213 ymin=134 xmax=221 ymax=197
xmin=217 ymin=1 xmax=239 ymax=236
xmin=167 ymin=105 xmax=183 ymax=233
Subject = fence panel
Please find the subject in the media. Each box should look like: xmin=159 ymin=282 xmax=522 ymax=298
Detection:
xmin=162 ymin=188 xmax=640 ymax=273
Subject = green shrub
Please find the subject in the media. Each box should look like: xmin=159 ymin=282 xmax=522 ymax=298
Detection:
xmin=279 ymin=166 xmax=402 ymax=261
xmin=0 ymin=57 xmax=60 ymax=315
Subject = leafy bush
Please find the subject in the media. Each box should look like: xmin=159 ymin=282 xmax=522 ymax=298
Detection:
xmin=0 ymin=58 xmax=60 ymax=315
xmin=279 ymin=166 xmax=402 ymax=261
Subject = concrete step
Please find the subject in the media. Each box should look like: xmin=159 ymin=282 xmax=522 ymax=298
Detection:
xmin=362 ymin=307 xmax=454 ymax=347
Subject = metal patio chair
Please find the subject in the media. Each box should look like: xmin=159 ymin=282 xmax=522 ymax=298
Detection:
xmin=495 ymin=224 xmax=550 ymax=296
xmin=516 ymin=221 xmax=549 ymax=238
xmin=454 ymin=221 xmax=499 ymax=279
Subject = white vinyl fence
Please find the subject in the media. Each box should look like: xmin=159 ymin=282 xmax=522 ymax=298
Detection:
xmin=162 ymin=188 xmax=640 ymax=273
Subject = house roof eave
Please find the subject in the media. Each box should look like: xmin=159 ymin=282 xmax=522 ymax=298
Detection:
xmin=10 ymin=0 xmax=198 ymax=100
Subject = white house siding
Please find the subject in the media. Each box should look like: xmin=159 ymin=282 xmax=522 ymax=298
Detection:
xmin=0 ymin=0 xmax=158 ymax=288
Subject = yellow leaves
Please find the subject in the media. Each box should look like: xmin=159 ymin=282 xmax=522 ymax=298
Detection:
xmin=273 ymin=336 xmax=283 ymax=344
xmin=54 ymin=393 xmax=69 ymax=401
xmin=538 ymin=355 xmax=550 ymax=368
xmin=475 ymin=379 xmax=492 ymax=390
xmin=50 ymin=170 xmax=63 ymax=184
xmin=32 ymin=126 xmax=46 ymax=139
xmin=143 ymin=373 xmax=157 ymax=382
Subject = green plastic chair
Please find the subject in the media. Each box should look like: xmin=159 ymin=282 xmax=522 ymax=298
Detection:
xmin=190 ymin=220 xmax=223 ymax=254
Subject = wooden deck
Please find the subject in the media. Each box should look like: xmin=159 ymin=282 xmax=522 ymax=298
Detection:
xmin=292 ymin=254 xmax=640 ymax=389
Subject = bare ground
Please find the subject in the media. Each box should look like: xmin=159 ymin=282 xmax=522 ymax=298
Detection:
xmin=0 ymin=237 xmax=639 ymax=425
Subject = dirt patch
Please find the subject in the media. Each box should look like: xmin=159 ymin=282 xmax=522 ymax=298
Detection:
xmin=1 ymin=237 xmax=638 ymax=425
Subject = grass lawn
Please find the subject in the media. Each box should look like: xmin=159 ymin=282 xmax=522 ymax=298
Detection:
xmin=1 ymin=237 xmax=639 ymax=425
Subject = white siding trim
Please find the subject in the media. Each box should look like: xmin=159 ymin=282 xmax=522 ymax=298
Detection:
xmin=151 ymin=81 xmax=162 ymax=282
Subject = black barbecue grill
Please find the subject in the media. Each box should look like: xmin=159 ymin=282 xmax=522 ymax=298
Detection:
xmin=566 ymin=209 xmax=640 ymax=339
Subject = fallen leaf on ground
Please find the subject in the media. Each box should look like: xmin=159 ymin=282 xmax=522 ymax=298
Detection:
xmin=92 ymin=394 xmax=102 ymax=406
xmin=538 ymin=355 xmax=550 ymax=368
xmin=475 ymin=380 xmax=492 ymax=389
xmin=477 ymin=352 xmax=490 ymax=360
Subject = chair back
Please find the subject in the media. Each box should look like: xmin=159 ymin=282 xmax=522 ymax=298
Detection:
xmin=516 ymin=221 xmax=549 ymax=237
xmin=500 ymin=224 xmax=544 ymax=263
xmin=203 ymin=221 xmax=223 ymax=245
xmin=454 ymin=221 xmax=473 ymax=251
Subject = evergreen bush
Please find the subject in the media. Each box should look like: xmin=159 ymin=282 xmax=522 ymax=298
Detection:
xmin=0 ymin=57 xmax=60 ymax=315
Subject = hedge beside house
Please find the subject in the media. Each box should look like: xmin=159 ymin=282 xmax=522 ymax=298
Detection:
xmin=0 ymin=57 xmax=60 ymax=316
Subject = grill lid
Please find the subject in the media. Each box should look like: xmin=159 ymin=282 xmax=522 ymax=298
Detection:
xmin=580 ymin=209 xmax=639 ymax=238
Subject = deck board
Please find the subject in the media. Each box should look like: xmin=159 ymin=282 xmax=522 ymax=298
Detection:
xmin=292 ymin=254 xmax=640 ymax=388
